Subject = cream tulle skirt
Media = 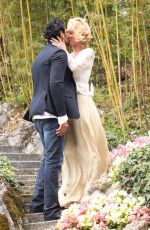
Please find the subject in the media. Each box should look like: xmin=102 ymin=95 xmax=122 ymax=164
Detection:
xmin=58 ymin=94 xmax=109 ymax=206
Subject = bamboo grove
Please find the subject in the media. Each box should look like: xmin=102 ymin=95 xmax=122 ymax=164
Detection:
xmin=0 ymin=0 xmax=150 ymax=131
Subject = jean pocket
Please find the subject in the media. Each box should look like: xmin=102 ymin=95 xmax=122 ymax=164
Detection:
xmin=34 ymin=119 xmax=42 ymax=132
xmin=44 ymin=119 xmax=58 ymax=131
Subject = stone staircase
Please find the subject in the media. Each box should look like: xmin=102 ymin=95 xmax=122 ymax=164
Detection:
xmin=0 ymin=145 xmax=58 ymax=230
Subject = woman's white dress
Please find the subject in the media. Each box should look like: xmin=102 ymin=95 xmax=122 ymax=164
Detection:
xmin=59 ymin=48 xmax=109 ymax=206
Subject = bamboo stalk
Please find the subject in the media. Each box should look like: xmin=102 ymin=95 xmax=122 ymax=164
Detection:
xmin=0 ymin=47 xmax=7 ymax=98
xmin=141 ymin=13 xmax=150 ymax=62
xmin=0 ymin=2 xmax=12 ymax=95
xmin=20 ymin=0 xmax=33 ymax=102
xmin=115 ymin=0 xmax=123 ymax=129
xmin=45 ymin=0 xmax=49 ymax=23
xmin=136 ymin=0 xmax=147 ymax=129
xmin=26 ymin=0 xmax=34 ymax=61
xmin=132 ymin=0 xmax=141 ymax=129
xmin=70 ymin=0 xmax=75 ymax=17
xmin=83 ymin=0 xmax=128 ymax=131
xmin=20 ymin=0 xmax=28 ymax=66
xmin=99 ymin=0 xmax=128 ymax=130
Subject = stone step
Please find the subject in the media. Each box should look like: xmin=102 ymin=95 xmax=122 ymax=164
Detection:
xmin=11 ymin=161 xmax=40 ymax=169
xmin=26 ymin=213 xmax=44 ymax=223
xmin=15 ymin=168 xmax=38 ymax=175
xmin=19 ymin=186 xmax=34 ymax=194
xmin=0 ymin=145 xmax=23 ymax=153
xmin=23 ymin=220 xmax=58 ymax=230
xmin=0 ymin=153 xmax=41 ymax=161
xmin=24 ymin=202 xmax=31 ymax=213
xmin=17 ymin=174 xmax=36 ymax=181
xmin=22 ymin=194 xmax=33 ymax=204
xmin=19 ymin=179 xmax=35 ymax=186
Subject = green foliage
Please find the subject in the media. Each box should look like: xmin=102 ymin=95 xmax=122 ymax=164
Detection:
xmin=0 ymin=0 xmax=72 ymax=105
xmin=105 ymin=129 xmax=125 ymax=151
xmin=93 ymin=85 xmax=149 ymax=150
xmin=103 ymin=110 xmax=127 ymax=150
xmin=0 ymin=156 xmax=19 ymax=188
xmin=112 ymin=144 xmax=150 ymax=207
xmin=93 ymin=86 xmax=126 ymax=150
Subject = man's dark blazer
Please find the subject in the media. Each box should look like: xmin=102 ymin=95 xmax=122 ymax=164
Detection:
xmin=24 ymin=44 xmax=79 ymax=122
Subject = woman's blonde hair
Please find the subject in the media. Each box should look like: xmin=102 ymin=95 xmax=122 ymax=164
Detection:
xmin=67 ymin=17 xmax=91 ymax=44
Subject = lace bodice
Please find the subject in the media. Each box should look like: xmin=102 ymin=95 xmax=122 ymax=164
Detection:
xmin=67 ymin=48 xmax=95 ymax=96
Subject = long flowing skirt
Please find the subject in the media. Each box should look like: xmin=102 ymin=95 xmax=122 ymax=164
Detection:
xmin=58 ymin=94 xmax=109 ymax=206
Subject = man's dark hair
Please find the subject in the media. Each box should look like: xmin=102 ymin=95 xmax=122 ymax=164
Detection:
xmin=44 ymin=18 xmax=65 ymax=42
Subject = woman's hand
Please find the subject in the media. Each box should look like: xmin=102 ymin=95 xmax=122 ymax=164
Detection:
xmin=51 ymin=36 xmax=67 ymax=52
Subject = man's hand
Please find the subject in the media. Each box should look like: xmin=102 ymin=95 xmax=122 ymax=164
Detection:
xmin=56 ymin=121 xmax=69 ymax=136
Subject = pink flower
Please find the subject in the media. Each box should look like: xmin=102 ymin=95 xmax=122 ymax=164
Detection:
xmin=105 ymin=199 xmax=115 ymax=205
xmin=111 ymin=134 xmax=150 ymax=162
xmin=134 ymin=136 xmax=150 ymax=148
xmin=92 ymin=212 xmax=106 ymax=224
xmin=111 ymin=145 xmax=131 ymax=161
xmin=78 ymin=204 xmax=88 ymax=215
xmin=128 ymin=214 xmax=138 ymax=222
xmin=132 ymin=207 xmax=139 ymax=214
xmin=62 ymin=213 xmax=79 ymax=228
xmin=99 ymin=221 xmax=108 ymax=228
xmin=129 ymin=206 xmax=150 ymax=223
xmin=143 ymin=213 xmax=150 ymax=221
xmin=60 ymin=222 xmax=71 ymax=229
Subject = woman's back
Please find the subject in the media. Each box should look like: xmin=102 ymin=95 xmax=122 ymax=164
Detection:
xmin=68 ymin=48 xmax=95 ymax=96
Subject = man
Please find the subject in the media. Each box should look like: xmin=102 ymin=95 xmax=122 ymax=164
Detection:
xmin=24 ymin=18 xmax=79 ymax=221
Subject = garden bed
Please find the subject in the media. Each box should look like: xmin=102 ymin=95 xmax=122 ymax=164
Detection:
xmin=57 ymin=132 xmax=150 ymax=230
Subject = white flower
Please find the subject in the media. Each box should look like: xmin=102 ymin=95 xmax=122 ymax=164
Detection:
xmin=78 ymin=214 xmax=92 ymax=226
xmin=113 ymin=156 xmax=125 ymax=167
xmin=116 ymin=197 xmax=122 ymax=203
xmin=123 ymin=197 xmax=131 ymax=204
xmin=137 ymin=196 xmax=145 ymax=204
xmin=119 ymin=204 xmax=128 ymax=211
xmin=117 ymin=190 xmax=128 ymax=197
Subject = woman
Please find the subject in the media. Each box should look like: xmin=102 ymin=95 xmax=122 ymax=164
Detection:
xmin=51 ymin=17 xmax=109 ymax=207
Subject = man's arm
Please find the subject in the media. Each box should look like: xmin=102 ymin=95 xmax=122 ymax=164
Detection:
xmin=50 ymin=49 xmax=69 ymax=136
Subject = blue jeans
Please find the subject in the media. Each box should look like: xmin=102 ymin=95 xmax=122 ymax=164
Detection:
xmin=30 ymin=119 xmax=64 ymax=219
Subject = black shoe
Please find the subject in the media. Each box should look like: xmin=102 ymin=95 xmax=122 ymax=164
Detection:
xmin=44 ymin=215 xmax=60 ymax=221
xmin=60 ymin=206 xmax=66 ymax=211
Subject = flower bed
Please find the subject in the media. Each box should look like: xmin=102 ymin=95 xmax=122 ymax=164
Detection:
xmin=111 ymin=133 xmax=150 ymax=163
xmin=57 ymin=132 xmax=150 ymax=230
xmin=57 ymin=190 xmax=150 ymax=229
xmin=112 ymin=144 xmax=150 ymax=207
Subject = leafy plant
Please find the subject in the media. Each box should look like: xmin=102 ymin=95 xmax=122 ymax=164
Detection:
xmin=112 ymin=144 xmax=150 ymax=207
xmin=105 ymin=130 xmax=125 ymax=151
xmin=0 ymin=156 xmax=19 ymax=188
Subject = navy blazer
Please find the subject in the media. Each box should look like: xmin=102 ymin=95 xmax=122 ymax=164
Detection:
xmin=24 ymin=44 xmax=79 ymax=122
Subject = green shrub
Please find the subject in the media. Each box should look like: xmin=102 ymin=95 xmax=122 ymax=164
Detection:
xmin=105 ymin=129 xmax=126 ymax=150
xmin=0 ymin=156 xmax=19 ymax=188
xmin=112 ymin=144 xmax=150 ymax=207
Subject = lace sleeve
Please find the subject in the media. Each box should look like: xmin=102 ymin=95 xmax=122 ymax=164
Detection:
xmin=67 ymin=48 xmax=95 ymax=72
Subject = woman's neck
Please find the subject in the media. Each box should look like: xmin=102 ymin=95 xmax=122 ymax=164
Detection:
xmin=72 ymin=43 xmax=87 ymax=54
xmin=73 ymin=46 xmax=82 ymax=53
